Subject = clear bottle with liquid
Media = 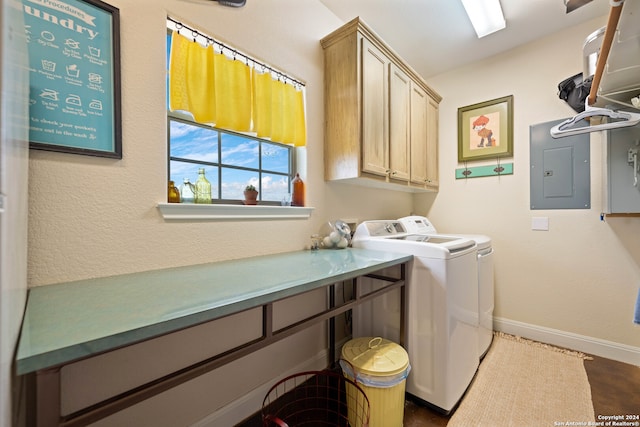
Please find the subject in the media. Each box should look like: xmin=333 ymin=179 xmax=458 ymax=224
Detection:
xmin=180 ymin=178 xmax=195 ymax=203
xmin=194 ymin=168 xmax=212 ymax=204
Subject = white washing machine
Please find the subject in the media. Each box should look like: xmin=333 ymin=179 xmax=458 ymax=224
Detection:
xmin=351 ymin=220 xmax=479 ymax=414
xmin=399 ymin=216 xmax=495 ymax=358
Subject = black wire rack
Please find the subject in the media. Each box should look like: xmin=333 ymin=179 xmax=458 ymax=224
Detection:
xmin=262 ymin=370 xmax=370 ymax=427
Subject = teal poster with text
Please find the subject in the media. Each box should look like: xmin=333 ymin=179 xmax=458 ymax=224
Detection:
xmin=22 ymin=0 xmax=119 ymax=155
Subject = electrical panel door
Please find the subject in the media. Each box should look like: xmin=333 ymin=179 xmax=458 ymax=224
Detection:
xmin=603 ymin=126 xmax=640 ymax=214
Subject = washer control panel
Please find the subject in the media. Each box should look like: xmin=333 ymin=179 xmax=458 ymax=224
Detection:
xmin=355 ymin=220 xmax=406 ymax=238
xmin=399 ymin=216 xmax=438 ymax=234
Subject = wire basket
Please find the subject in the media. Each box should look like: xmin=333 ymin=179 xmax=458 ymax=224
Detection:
xmin=262 ymin=370 xmax=370 ymax=427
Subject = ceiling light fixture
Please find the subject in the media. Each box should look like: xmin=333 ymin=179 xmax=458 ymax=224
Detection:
xmin=461 ymin=0 xmax=506 ymax=38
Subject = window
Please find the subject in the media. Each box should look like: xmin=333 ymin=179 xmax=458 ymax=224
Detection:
xmin=168 ymin=116 xmax=293 ymax=204
xmin=166 ymin=22 xmax=302 ymax=206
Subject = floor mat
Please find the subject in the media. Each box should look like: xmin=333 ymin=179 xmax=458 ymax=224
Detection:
xmin=448 ymin=333 xmax=594 ymax=427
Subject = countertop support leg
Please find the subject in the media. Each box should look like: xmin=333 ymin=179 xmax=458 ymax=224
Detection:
xmin=263 ymin=303 xmax=273 ymax=339
xmin=27 ymin=368 xmax=60 ymax=427
xmin=328 ymin=284 xmax=336 ymax=366
xmin=400 ymin=263 xmax=406 ymax=348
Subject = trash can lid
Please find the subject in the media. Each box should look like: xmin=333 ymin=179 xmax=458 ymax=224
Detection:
xmin=341 ymin=337 xmax=409 ymax=376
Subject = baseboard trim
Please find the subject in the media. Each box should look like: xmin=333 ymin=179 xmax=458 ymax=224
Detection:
xmin=493 ymin=317 xmax=640 ymax=366
xmin=190 ymin=350 xmax=329 ymax=427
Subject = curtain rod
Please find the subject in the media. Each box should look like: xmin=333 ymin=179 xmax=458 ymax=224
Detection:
xmin=167 ymin=16 xmax=305 ymax=88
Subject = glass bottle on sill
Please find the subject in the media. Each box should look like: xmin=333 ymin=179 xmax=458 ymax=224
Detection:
xmin=168 ymin=181 xmax=181 ymax=203
xmin=194 ymin=168 xmax=212 ymax=204
xmin=291 ymin=173 xmax=305 ymax=207
xmin=180 ymin=178 xmax=195 ymax=203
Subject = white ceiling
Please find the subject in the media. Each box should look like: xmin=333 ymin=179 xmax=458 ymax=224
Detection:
xmin=319 ymin=0 xmax=610 ymax=78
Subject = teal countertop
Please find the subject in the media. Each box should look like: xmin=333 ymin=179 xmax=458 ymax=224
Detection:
xmin=16 ymin=248 xmax=412 ymax=375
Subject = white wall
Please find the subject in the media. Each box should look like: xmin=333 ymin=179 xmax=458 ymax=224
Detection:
xmin=416 ymin=17 xmax=640 ymax=360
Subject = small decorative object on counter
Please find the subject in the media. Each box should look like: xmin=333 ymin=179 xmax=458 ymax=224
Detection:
xmin=168 ymin=180 xmax=181 ymax=203
xmin=320 ymin=220 xmax=351 ymax=249
xmin=291 ymin=173 xmax=305 ymax=206
xmin=310 ymin=234 xmax=322 ymax=251
xmin=194 ymin=168 xmax=212 ymax=204
xmin=243 ymin=184 xmax=259 ymax=205
xmin=180 ymin=178 xmax=195 ymax=203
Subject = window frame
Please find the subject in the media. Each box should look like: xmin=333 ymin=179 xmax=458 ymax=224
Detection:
xmin=161 ymin=19 xmax=313 ymax=221
xmin=167 ymin=114 xmax=295 ymax=206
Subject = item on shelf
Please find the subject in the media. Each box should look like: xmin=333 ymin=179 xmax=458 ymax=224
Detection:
xmin=291 ymin=173 xmax=305 ymax=206
xmin=168 ymin=180 xmax=181 ymax=203
xmin=243 ymin=184 xmax=259 ymax=205
xmin=194 ymin=168 xmax=212 ymax=204
xmin=281 ymin=193 xmax=292 ymax=206
xmin=180 ymin=178 xmax=195 ymax=203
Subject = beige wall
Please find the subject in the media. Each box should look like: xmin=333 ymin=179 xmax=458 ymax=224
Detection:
xmin=27 ymin=0 xmax=413 ymax=287
xmin=26 ymin=1 xmax=413 ymax=425
xmin=416 ymin=17 xmax=640 ymax=353
xmin=24 ymin=1 xmax=640 ymax=424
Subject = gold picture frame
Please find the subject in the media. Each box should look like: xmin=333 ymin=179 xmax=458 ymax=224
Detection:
xmin=458 ymin=95 xmax=513 ymax=162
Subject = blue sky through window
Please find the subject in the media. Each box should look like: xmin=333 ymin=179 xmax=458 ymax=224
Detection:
xmin=169 ymin=120 xmax=291 ymax=202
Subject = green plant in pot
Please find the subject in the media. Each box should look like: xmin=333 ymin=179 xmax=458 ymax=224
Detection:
xmin=243 ymin=184 xmax=259 ymax=205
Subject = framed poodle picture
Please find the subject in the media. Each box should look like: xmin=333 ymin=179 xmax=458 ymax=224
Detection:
xmin=458 ymin=95 xmax=513 ymax=162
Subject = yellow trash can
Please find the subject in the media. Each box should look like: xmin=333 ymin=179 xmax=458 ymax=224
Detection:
xmin=340 ymin=337 xmax=410 ymax=427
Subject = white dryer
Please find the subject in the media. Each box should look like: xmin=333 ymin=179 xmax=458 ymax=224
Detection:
xmin=399 ymin=216 xmax=495 ymax=358
xmin=351 ymin=220 xmax=479 ymax=414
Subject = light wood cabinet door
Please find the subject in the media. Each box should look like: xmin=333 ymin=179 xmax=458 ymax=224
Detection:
xmin=426 ymin=95 xmax=439 ymax=188
xmin=410 ymin=82 xmax=428 ymax=185
xmin=389 ymin=63 xmax=411 ymax=181
xmin=321 ymin=18 xmax=441 ymax=192
xmin=361 ymin=38 xmax=389 ymax=177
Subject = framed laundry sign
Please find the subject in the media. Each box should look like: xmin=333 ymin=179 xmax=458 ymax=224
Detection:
xmin=458 ymin=95 xmax=513 ymax=162
xmin=23 ymin=0 xmax=122 ymax=158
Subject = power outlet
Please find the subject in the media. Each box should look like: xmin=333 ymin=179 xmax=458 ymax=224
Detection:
xmin=532 ymin=216 xmax=549 ymax=231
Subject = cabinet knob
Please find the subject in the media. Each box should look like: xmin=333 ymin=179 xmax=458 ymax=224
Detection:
xmin=391 ymin=171 xmax=397 ymax=176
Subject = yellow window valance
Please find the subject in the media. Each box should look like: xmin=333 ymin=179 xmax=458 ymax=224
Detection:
xmin=168 ymin=30 xmax=306 ymax=147
xmin=168 ymin=33 xmax=216 ymax=123
xmin=213 ymin=51 xmax=252 ymax=132
xmin=252 ymin=71 xmax=272 ymax=138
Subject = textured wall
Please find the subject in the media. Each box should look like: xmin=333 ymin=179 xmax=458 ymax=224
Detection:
xmin=25 ymin=1 xmax=414 ymax=425
xmin=26 ymin=0 xmax=413 ymax=287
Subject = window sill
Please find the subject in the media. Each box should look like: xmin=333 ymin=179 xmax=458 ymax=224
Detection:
xmin=157 ymin=203 xmax=314 ymax=221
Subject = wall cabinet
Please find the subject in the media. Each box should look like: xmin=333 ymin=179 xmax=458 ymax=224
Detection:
xmin=361 ymin=38 xmax=390 ymax=177
xmin=321 ymin=17 xmax=441 ymax=192
xmin=388 ymin=62 xmax=411 ymax=181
